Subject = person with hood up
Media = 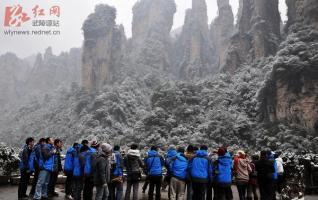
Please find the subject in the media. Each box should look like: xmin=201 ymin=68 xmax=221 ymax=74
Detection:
xmin=255 ymin=151 xmax=275 ymax=200
xmin=83 ymin=140 xmax=99 ymax=200
xmin=124 ymin=144 xmax=144 ymax=200
xmin=213 ymin=147 xmax=233 ymax=200
xmin=163 ymin=145 xmax=178 ymax=198
xmin=188 ymin=145 xmax=211 ymax=200
xmin=233 ymin=150 xmax=252 ymax=200
xmin=72 ymin=143 xmax=89 ymax=200
xmin=94 ymin=143 xmax=112 ymax=200
xmin=169 ymin=147 xmax=188 ymax=200
xmin=145 ymin=146 xmax=164 ymax=200
xmin=64 ymin=142 xmax=82 ymax=200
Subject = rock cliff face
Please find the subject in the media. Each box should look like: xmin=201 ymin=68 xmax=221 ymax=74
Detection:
xmin=0 ymin=47 xmax=81 ymax=109
xmin=26 ymin=47 xmax=81 ymax=95
xmin=0 ymin=53 xmax=30 ymax=108
xmin=130 ymin=0 xmax=176 ymax=72
xmin=259 ymin=0 xmax=318 ymax=134
xmin=174 ymin=0 xmax=215 ymax=80
xmin=210 ymin=0 xmax=235 ymax=69
xmin=82 ymin=5 xmax=126 ymax=92
xmin=223 ymin=0 xmax=281 ymax=74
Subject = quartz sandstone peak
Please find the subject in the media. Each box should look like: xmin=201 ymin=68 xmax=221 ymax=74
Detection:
xmin=82 ymin=4 xmax=126 ymax=91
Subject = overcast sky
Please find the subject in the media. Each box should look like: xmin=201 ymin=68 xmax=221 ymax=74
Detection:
xmin=0 ymin=0 xmax=287 ymax=58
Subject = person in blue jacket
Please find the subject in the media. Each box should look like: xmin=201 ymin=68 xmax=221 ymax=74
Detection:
xmin=188 ymin=145 xmax=211 ymax=200
xmin=34 ymin=137 xmax=57 ymax=200
xmin=82 ymin=140 xmax=99 ymax=200
xmin=73 ymin=143 xmax=90 ymax=200
xmin=109 ymin=145 xmax=124 ymax=200
xmin=29 ymin=138 xmax=46 ymax=198
xmin=18 ymin=137 xmax=35 ymax=199
xmin=162 ymin=145 xmax=178 ymax=195
xmin=213 ymin=147 xmax=233 ymax=200
xmin=63 ymin=142 xmax=81 ymax=200
xmin=145 ymin=146 xmax=164 ymax=200
xmin=169 ymin=147 xmax=188 ymax=200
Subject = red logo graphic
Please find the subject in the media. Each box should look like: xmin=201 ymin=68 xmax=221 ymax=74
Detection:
xmin=4 ymin=5 xmax=30 ymax=27
xmin=4 ymin=5 xmax=60 ymax=27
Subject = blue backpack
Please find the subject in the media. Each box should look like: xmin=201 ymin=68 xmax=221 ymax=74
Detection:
xmin=73 ymin=153 xmax=82 ymax=177
xmin=83 ymin=148 xmax=97 ymax=177
xmin=112 ymin=152 xmax=123 ymax=177
xmin=29 ymin=144 xmax=44 ymax=172
xmin=64 ymin=147 xmax=75 ymax=172
xmin=146 ymin=150 xmax=163 ymax=176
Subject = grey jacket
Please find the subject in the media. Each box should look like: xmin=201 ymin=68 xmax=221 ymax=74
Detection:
xmin=124 ymin=149 xmax=144 ymax=174
xmin=94 ymin=151 xmax=110 ymax=186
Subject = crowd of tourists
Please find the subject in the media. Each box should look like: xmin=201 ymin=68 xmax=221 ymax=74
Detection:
xmin=18 ymin=137 xmax=285 ymax=200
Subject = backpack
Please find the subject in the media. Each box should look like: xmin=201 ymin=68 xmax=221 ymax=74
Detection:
xmin=64 ymin=147 xmax=74 ymax=172
xmin=83 ymin=148 xmax=97 ymax=177
xmin=111 ymin=152 xmax=123 ymax=177
xmin=73 ymin=151 xmax=82 ymax=177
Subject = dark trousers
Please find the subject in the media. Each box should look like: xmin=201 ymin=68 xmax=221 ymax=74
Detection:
xmin=125 ymin=181 xmax=139 ymax=200
xmin=73 ymin=177 xmax=83 ymax=200
xmin=83 ymin=177 xmax=94 ymax=200
xmin=192 ymin=182 xmax=207 ymax=200
xmin=142 ymin=177 xmax=149 ymax=192
xmin=277 ymin=174 xmax=284 ymax=194
xmin=18 ymin=169 xmax=31 ymax=198
xmin=108 ymin=181 xmax=123 ymax=200
xmin=65 ymin=172 xmax=73 ymax=196
xmin=213 ymin=184 xmax=233 ymax=200
xmin=237 ymin=183 xmax=248 ymax=200
xmin=247 ymin=184 xmax=258 ymax=200
xmin=206 ymin=182 xmax=213 ymax=200
xmin=259 ymin=181 xmax=274 ymax=200
xmin=187 ymin=182 xmax=193 ymax=200
xmin=30 ymin=168 xmax=40 ymax=196
xmin=148 ymin=175 xmax=162 ymax=200
xmin=48 ymin=171 xmax=58 ymax=195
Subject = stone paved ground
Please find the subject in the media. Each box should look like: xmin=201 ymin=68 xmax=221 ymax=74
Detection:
xmin=0 ymin=184 xmax=317 ymax=200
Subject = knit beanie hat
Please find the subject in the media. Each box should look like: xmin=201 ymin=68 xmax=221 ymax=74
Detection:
xmin=101 ymin=143 xmax=112 ymax=153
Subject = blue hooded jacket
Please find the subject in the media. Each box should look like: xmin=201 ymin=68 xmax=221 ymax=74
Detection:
xmin=28 ymin=143 xmax=43 ymax=172
xmin=146 ymin=150 xmax=163 ymax=176
xmin=81 ymin=148 xmax=96 ymax=177
xmin=72 ymin=144 xmax=83 ymax=177
xmin=189 ymin=150 xmax=211 ymax=183
xmin=165 ymin=149 xmax=177 ymax=166
xmin=170 ymin=153 xmax=188 ymax=180
xmin=43 ymin=144 xmax=56 ymax=172
xmin=214 ymin=152 xmax=232 ymax=185
xmin=64 ymin=147 xmax=76 ymax=172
